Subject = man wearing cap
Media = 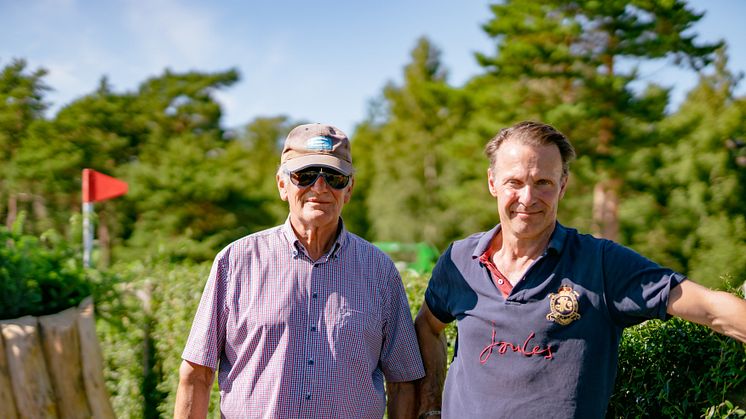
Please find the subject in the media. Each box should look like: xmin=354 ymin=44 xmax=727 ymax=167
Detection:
xmin=175 ymin=123 xmax=425 ymax=418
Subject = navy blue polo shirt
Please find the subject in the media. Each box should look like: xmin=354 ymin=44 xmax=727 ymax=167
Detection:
xmin=425 ymin=222 xmax=686 ymax=418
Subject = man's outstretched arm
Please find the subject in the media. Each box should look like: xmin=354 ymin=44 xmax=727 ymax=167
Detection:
xmin=667 ymin=279 xmax=746 ymax=343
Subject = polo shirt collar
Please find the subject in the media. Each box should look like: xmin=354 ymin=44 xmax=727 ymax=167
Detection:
xmin=281 ymin=217 xmax=349 ymax=259
xmin=471 ymin=221 xmax=568 ymax=259
xmin=547 ymin=222 xmax=567 ymax=254
xmin=472 ymin=224 xmax=502 ymax=259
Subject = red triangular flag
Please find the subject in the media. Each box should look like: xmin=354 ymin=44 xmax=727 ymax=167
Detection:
xmin=82 ymin=169 xmax=128 ymax=203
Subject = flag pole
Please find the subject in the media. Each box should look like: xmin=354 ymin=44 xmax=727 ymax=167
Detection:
xmin=83 ymin=201 xmax=93 ymax=268
xmin=82 ymin=168 xmax=93 ymax=268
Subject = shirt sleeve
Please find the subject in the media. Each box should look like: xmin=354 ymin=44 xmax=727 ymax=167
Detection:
xmin=424 ymin=244 xmax=458 ymax=324
xmin=182 ymin=247 xmax=230 ymax=370
xmin=379 ymin=263 xmax=426 ymax=382
xmin=602 ymin=240 xmax=687 ymax=327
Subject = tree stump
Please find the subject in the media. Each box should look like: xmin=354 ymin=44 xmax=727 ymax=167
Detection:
xmin=0 ymin=334 xmax=18 ymax=419
xmin=0 ymin=298 xmax=115 ymax=419
xmin=78 ymin=297 xmax=116 ymax=419
xmin=0 ymin=316 xmax=59 ymax=419
xmin=39 ymin=307 xmax=91 ymax=419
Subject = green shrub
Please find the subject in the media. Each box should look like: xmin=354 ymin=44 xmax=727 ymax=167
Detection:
xmin=96 ymin=258 xmax=221 ymax=419
xmin=608 ymin=317 xmax=746 ymax=418
xmin=0 ymin=219 xmax=90 ymax=319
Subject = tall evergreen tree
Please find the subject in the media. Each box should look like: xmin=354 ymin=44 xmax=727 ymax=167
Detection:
xmin=235 ymin=116 xmax=298 ymax=224
xmin=354 ymin=38 xmax=471 ymax=248
xmin=622 ymin=50 xmax=746 ymax=288
xmin=477 ymin=0 xmax=721 ymax=240
xmin=0 ymin=59 xmax=49 ymax=228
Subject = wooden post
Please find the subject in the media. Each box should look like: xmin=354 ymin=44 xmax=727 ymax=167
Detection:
xmin=77 ymin=297 xmax=116 ymax=419
xmin=39 ymin=307 xmax=91 ymax=419
xmin=0 ymin=334 xmax=19 ymax=419
xmin=0 ymin=316 xmax=58 ymax=419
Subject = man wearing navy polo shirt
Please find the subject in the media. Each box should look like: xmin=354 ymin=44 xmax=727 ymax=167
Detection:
xmin=414 ymin=121 xmax=746 ymax=418
xmin=175 ymin=123 xmax=424 ymax=418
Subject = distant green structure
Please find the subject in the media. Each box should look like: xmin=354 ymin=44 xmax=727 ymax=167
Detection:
xmin=373 ymin=242 xmax=440 ymax=274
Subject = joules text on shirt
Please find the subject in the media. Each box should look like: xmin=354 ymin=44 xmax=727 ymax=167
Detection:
xmin=479 ymin=323 xmax=553 ymax=363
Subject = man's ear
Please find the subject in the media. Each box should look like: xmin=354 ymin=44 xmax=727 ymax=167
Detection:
xmin=559 ymin=174 xmax=569 ymax=199
xmin=277 ymin=173 xmax=289 ymax=201
xmin=487 ymin=168 xmax=498 ymax=198
xmin=343 ymin=177 xmax=355 ymax=204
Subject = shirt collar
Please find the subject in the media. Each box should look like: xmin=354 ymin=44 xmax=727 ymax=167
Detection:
xmin=471 ymin=221 xmax=567 ymax=259
xmin=281 ymin=216 xmax=348 ymax=259
xmin=473 ymin=224 xmax=502 ymax=259
xmin=546 ymin=221 xmax=567 ymax=254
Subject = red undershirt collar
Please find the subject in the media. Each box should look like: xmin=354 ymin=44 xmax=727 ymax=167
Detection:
xmin=478 ymin=239 xmax=513 ymax=298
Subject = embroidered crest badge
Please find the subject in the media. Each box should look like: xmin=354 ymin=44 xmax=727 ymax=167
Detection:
xmin=546 ymin=284 xmax=581 ymax=325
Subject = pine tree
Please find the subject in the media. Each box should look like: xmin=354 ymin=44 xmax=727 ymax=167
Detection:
xmin=477 ymin=0 xmax=720 ymax=240
xmin=354 ymin=38 xmax=471 ymax=248
xmin=622 ymin=50 xmax=746 ymax=288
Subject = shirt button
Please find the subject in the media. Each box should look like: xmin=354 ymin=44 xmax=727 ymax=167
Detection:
xmin=312 ymin=292 xmax=318 ymax=298
xmin=497 ymin=279 xmax=504 ymax=285
xmin=306 ymin=393 xmax=312 ymax=400
xmin=308 ymin=359 xmax=314 ymax=365
xmin=310 ymin=325 xmax=317 ymax=331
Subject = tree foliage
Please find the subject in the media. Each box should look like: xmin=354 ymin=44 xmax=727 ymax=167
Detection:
xmin=622 ymin=50 xmax=746 ymax=288
xmin=350 ymin=38 xmax=478 ymax=249
xmin=476 ymin=0 xmax=721 ymax=241
xmin=0 ymin=216 xmax=90 ymax=319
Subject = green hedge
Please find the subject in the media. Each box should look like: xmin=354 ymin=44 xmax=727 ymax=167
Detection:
xmin=609 ymin=316 xmax=746 ymax=418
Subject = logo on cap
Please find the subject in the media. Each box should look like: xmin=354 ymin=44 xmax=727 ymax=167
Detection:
xmin=306 ymin=136 xmax=333 ymax=151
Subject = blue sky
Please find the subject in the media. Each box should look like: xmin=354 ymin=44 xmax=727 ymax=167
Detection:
xmin=1 ymin=0 xmax=745 ymax=135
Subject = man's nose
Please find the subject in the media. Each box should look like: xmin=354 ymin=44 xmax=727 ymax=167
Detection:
xmin=311 ymin=175 xmax=329 ymax=191
xmin=518 ymin=185 xmax=535 ymax=205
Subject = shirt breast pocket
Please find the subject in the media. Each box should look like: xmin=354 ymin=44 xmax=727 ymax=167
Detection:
xmin=323 ymin=294 xmax=381 ymax=361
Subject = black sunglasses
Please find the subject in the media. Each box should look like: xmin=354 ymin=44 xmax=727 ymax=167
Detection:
xmin=289 ymin=167 xmax=351 ymax=190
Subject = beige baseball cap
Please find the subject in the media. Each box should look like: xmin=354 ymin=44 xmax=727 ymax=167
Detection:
xmin=281 ymin=123 xmax=353 ymax=175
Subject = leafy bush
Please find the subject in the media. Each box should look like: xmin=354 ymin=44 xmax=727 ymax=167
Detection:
xmin=609 ymin=316 xmax=746 ymax=418
xmin=0 ymin=218 xmax=91 ymax=319
xmin=96 ymin=258 xmax=221 ymax=419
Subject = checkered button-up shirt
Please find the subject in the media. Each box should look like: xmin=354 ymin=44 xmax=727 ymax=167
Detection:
xmin=183 ymin=218 xmax=425 ymax=418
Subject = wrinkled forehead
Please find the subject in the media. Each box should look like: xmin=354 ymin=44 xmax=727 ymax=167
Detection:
xmin=495 ymin=138 xmax=562 ymax=161
xmin=493 ymin=139 xmax=564 ymax=175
